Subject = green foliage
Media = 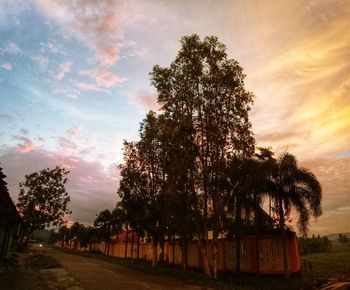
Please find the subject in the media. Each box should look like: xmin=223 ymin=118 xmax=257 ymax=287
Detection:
xmin=17 ymin=166 xmax=71 ymax=236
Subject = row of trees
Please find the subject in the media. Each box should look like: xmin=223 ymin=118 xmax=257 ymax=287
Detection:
xmin=115 ymin=35 xmax=322 ymax=278
xmin=298 ymin=235 xmax=331 ymax=256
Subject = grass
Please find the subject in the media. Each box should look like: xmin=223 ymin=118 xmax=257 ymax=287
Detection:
xmin=300 ymin=242 xmax=350 ymax=279
xmin=57 ymin=247 xmax=305 ymax=290
xmin=28 ymin=254 xmax=61 ymax=270
xmin=301 ymin=252 xmax=350 ymax=278
xmin=0 ymin=252 xmax=20 ymax=289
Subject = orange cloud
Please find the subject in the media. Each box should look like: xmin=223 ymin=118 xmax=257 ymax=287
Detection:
xmin=133 ymin=89 xmax=159 ymax=111
xmin=14 ymin=136 xmax=36 ymax=153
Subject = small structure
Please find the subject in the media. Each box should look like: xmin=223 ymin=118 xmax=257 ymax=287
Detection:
xmin=0 ymin=168 xmax=23 ymax=265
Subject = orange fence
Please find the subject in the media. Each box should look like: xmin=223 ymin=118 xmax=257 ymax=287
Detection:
xmin=61 ymin=233 xmax=300 ymax=274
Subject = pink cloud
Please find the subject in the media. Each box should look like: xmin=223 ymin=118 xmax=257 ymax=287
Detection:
xmin=58 ymin=136 xmax=79 ymax=153
xmin=75 ymin=82 xmax=104 ymax=92
xmin=80 ymin=67 xmax=125 ymax=88
xmin=31 ymin=55 xmax=49 ymax=69
xmin=134 ymin=89 xmax=159 ymax=111
xmin=1 ymin=63 xmax=12 ymax=70
xmin=0 ymin=148 xmax=120 ymax=225
xmin=54 ymin=61 xmax=72 ymax=80
xmin=34 ymin=1 xmax=128 ymax=67
xmin=96 ymin=46 xmax=119 ymax=66
xmin=14 ymin=136 xmax=36 ymax=153
xmin=66 ymin=126 xmax=83 ymax=138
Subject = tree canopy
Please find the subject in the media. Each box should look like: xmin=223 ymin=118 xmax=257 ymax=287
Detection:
xmin=17 ymin=166 xmax=71 ymax=239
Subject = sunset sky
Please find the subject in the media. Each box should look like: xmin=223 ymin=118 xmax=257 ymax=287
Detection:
xmin=1 ymin=0 xmax=349 ymax=235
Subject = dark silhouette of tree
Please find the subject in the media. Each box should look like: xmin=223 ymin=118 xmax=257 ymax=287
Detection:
xmin=94 ymin=209 xmax=113 ymax=254
xmin=151 ymin=34 xmax=255 ymax=278
xmin=338 ymin=234 xmax=350 ymax=246
xmin=17 ymin=166 xmax=71 ymax=244
xmin=268 ymin=152 xmax=322 ymax=278
xmin=119 ymin=112 xmax=168 ymax=267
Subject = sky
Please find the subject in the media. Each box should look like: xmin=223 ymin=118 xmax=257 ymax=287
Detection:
xmin=0 ymin=0 xmax=349 ymax=235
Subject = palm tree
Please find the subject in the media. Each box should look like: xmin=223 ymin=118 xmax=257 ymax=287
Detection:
xmin=268 ymin=152 xmax=322 ymax=278
xmin=94 ymin=209 xmax=112 ymax=255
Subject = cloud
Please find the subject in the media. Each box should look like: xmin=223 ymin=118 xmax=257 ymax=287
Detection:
xmin=0 ymin=63 xmax=12 ymax=70
xmin=75 ymin=82 xmax=104 ymax=92
xmin=0 ymin=147 xmax=119 ymax=225
xmin=80 ymin=67 xmax=125 ymax=88
xmin=133 ymin=89 xmax=159 ymax=111
xmin=20 ymin=128 xmax=28 ymax=135
xmin=31 ymin=55 xmax=49 ymax=69
xmin=39 ymin=41 xmax=63 ymax=54
xmin=54 ymin=61 xmax=72 ymax=80
xmin=13 ymin=135 xmax=36 ymax=153
xmin=66 ymin=126 xmax=83 ymax=138
xmin=246 ymin=1 xmax=350 ymax=159
xmin=2 ymin=42 xmax=21 ymax=55
xmin=34 ymin=0 xmax=129 ymax=67
xmin=300 ymin=157 xmax=350 ymax=235
xmin=58 ymin=137 xmax=79 ymax=154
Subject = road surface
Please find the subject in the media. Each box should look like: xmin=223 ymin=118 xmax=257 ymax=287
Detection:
xmin=47 ymin=248 xmax=211 ymax=290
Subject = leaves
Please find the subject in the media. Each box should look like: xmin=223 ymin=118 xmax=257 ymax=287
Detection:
xmin=17 ymin=166 xmax=71 ymax=234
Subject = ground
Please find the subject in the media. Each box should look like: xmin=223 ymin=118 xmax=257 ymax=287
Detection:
xmin=46 ymin=248 xmax=212 ymax=290
xmin=0 ymin=245 xmax=213 ymax=290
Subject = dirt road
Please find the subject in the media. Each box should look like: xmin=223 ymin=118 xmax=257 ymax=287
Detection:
xmin=47 ymin=249 xmax=211 ymax=290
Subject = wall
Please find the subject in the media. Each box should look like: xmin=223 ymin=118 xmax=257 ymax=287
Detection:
xmin=61 ymin=233 xmax=300 ymax=274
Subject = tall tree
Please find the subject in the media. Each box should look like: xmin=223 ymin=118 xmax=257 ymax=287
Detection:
xmin=118 ymin=112 xmax=168 ymax=267
xmin=17 ymin=166 xmax=71 ymax=244
xmin=151 ymin=34 xmax=255 ymax=278
xmin=268 ymin=152 xmax=322 ymax=278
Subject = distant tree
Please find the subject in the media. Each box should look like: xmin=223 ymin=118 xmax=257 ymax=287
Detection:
xmin=94 ymin=209 xmax=113 ymax=254
xmin=268 ymin=153 xmax=322 ymax=278
xmin=0 ymin=166 xmax=9 ymax=196
xmin=338 ymin=234 xmax=350 ymax=246
xmin=298 ymin=235 xmax=331 ymax=255
xmin=17 ymin=166 xmax=71 ymax=244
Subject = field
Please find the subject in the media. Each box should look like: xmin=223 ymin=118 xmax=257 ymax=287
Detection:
xmin=300 ymin=242 xmax=350 ymax=278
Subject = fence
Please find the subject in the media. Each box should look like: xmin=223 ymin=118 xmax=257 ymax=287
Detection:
xmin=61 ymin=233 xmax=300 ymax=274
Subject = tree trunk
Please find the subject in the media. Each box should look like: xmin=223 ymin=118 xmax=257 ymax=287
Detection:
xmin=124 ymin=224 xmax=129 ymax=259
xmin=136 ymin=236 xmax=140 ymax=260
xmin=131 ymin=230 xmax=135 ymax=259
xmin=255 ymin=234 xmax=260 ymax=275
xmin=201 ymin=232 xmax=211 ymax=277
xmin=152 ymin=239 xmax=158 ymax=268
xmin=172 ymin=236 xmax=176 ymax=265
xmin=279 ymin=196 xmax=289 ymax=278
xmin=212 ymin=228 xmax=218 ymax=279
xmin=236 ymin=234 xmax=241 ymax=273
xmin=160 ymin=236 xmax=165 ymax=264
xmin=181 ymin=238 xmax=188 ymax=270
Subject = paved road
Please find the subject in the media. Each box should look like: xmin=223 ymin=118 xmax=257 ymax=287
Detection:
xmin=47 ymin=249 xmax=211 ymax=290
